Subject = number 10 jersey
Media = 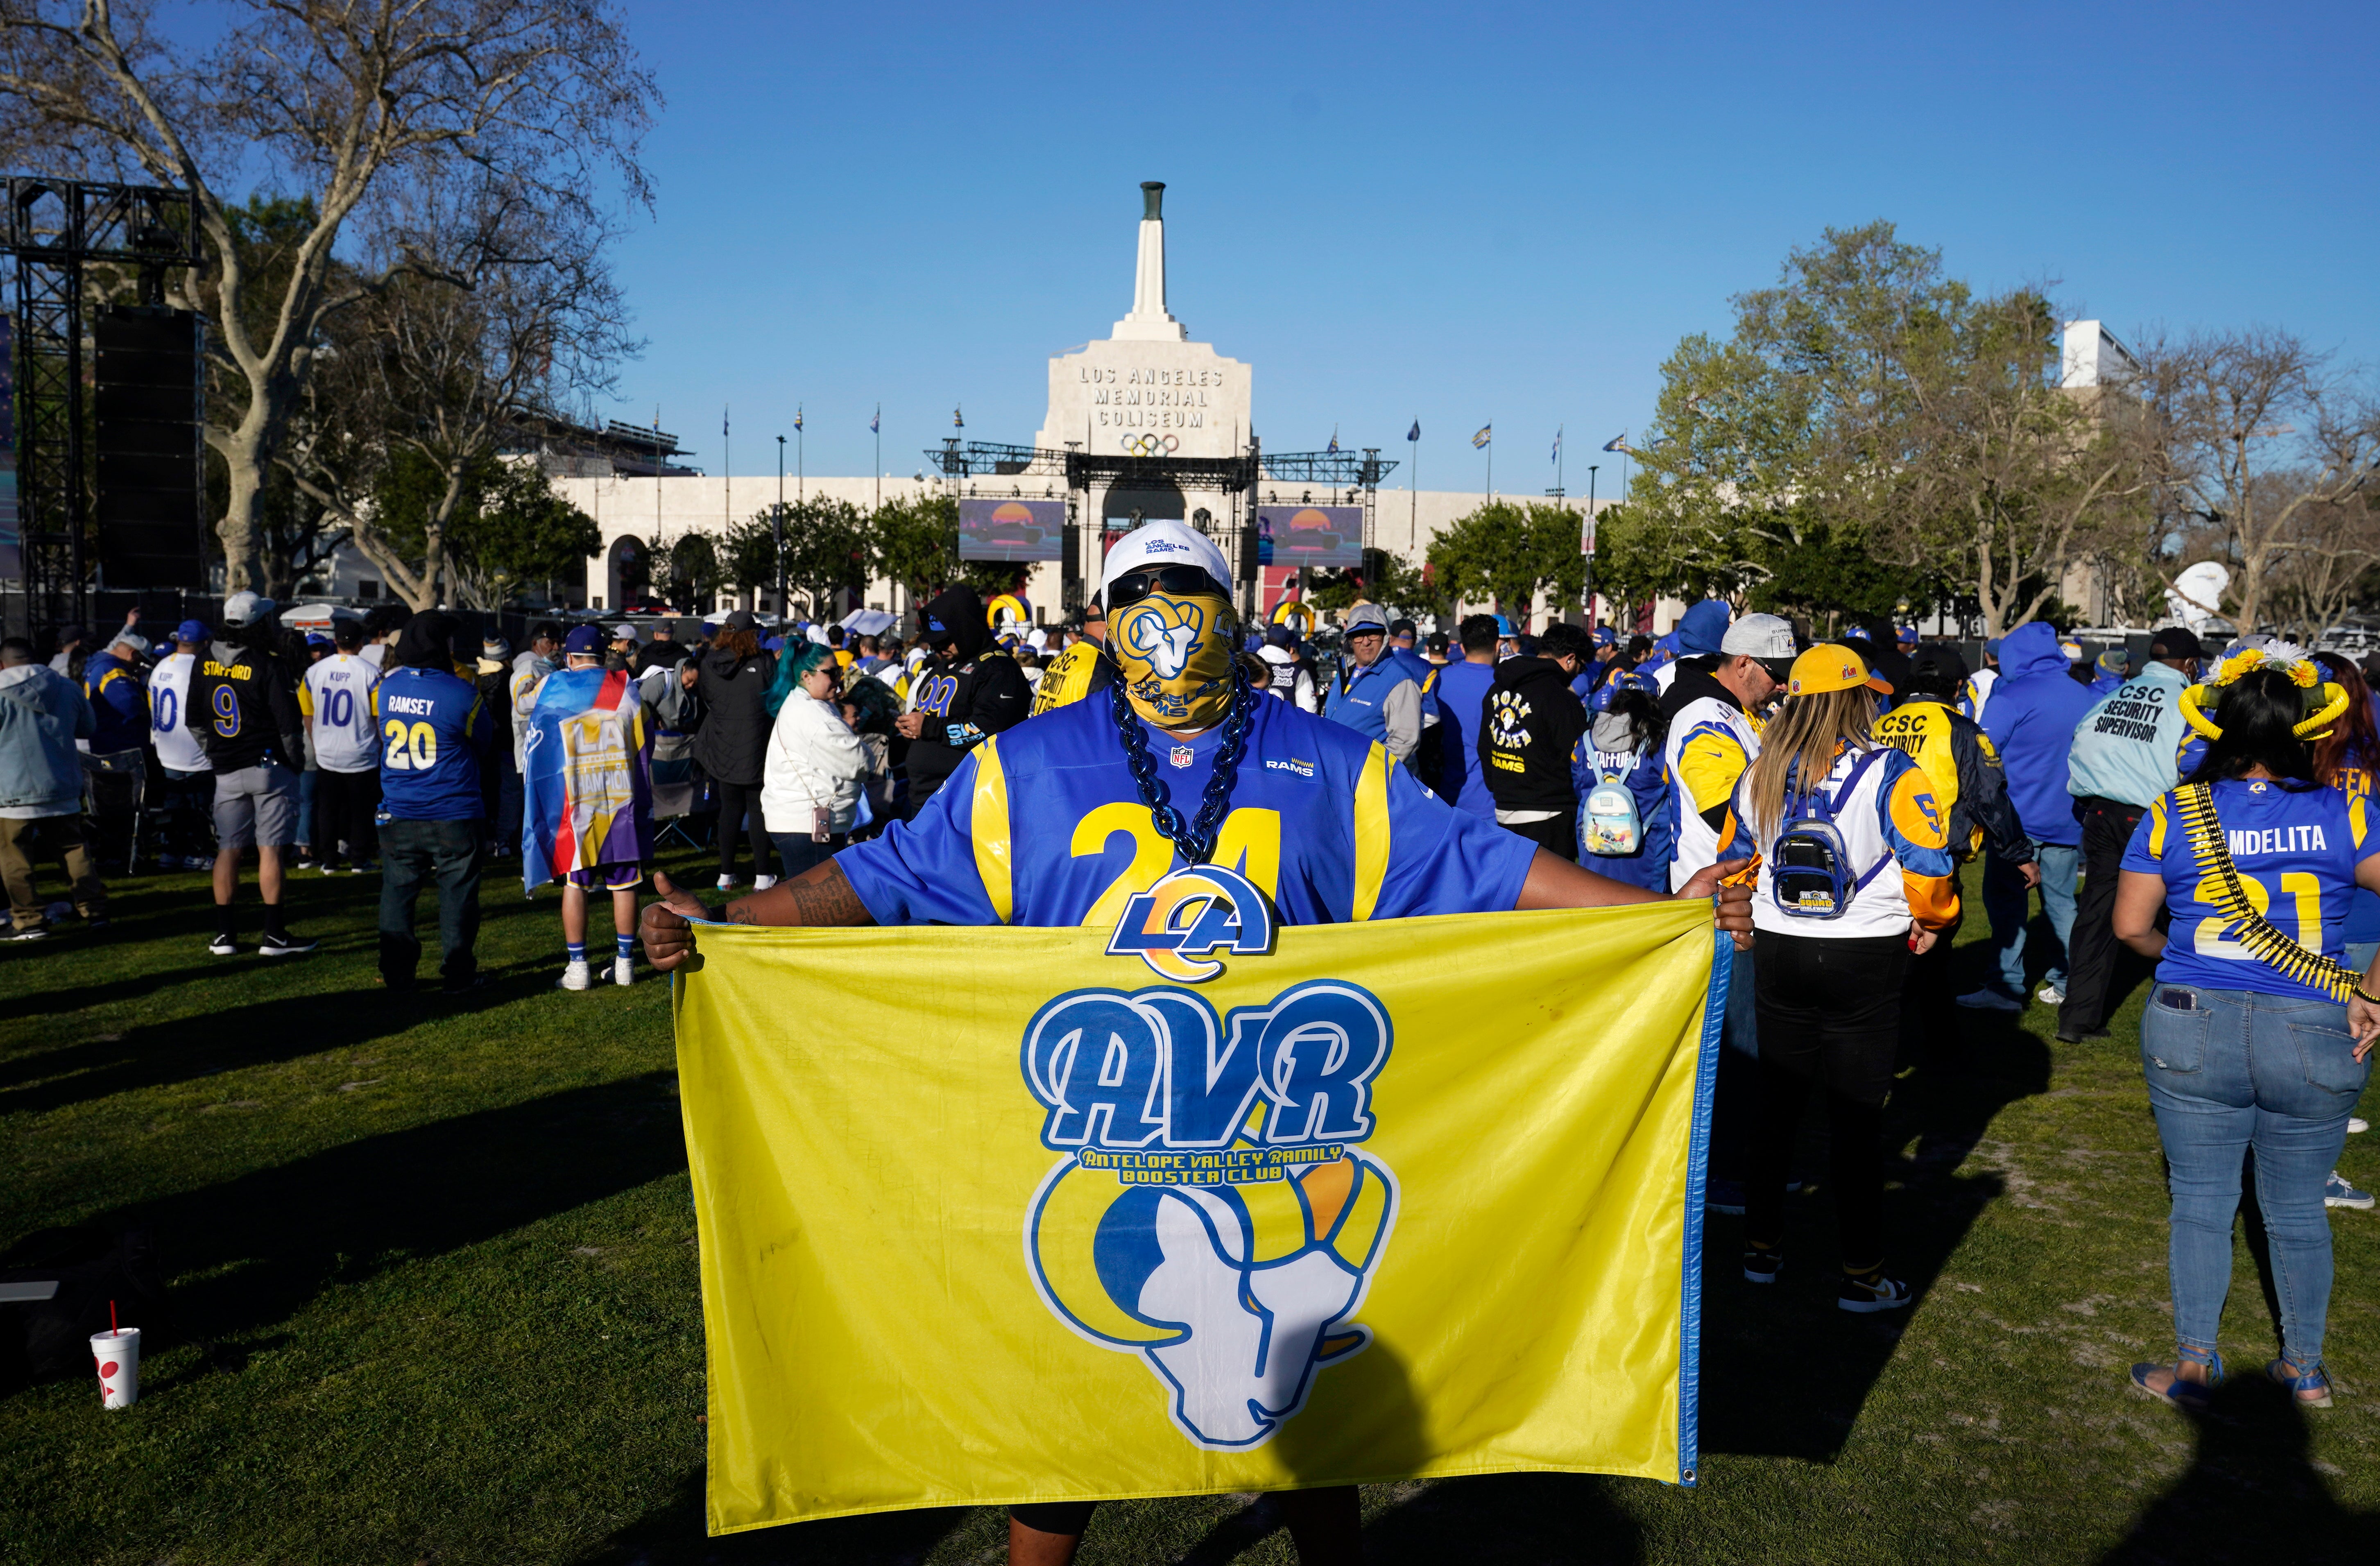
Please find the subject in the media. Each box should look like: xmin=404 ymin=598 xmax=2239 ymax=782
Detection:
xmin=304 ymin=653 xmax=383 ymax=773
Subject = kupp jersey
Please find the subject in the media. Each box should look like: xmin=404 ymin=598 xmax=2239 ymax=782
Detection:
xmin=2125 ymin=778 xmax=2377 ymax=1003
xmin=147 ymin=651 xmax=211 ymax=773
xmin=373 ymin=665 xmax=493 ymax=820
xmin=304 ymin=653 xmax=383 ymax=773
xmin=836 ymin=692 xmax=1540 ymax=929
xmin=1719 ymin=742 xmax=1959 ymax=939
xmin=1663 ymin=693 xmax=1762 ymax=890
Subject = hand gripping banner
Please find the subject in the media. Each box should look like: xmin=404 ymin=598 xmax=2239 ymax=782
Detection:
xmin=674 ymin=894 xmax=1726 ymax=1534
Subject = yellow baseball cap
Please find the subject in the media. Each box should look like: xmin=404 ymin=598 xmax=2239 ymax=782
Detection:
xmin=1787 ymin=643 xmax=1892 ymax=697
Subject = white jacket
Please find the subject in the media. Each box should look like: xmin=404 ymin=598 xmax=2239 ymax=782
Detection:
xmin=761 ymin=694 xmax=870 ymax=834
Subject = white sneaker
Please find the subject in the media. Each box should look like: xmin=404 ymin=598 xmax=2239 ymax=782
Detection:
xmin=2351 ymin=1118 xmax=2369 ymax=1134
xmin=557 ymin=959 xmax=593 ymax=991
xmin=752 ymin=875 xmax=777 ymax=891
xmin=612 ymin=957 xmax=635 ymax=987
xmin=716 ymin=875 xmax=740 ymax=892
xmin=208 ymin=934 xmax=238 ymax=957
xmin=2037 ymin=983 xmax=2066 ymax=1006
xmin=1956 ymin=987 xmax=2023 ymax=1013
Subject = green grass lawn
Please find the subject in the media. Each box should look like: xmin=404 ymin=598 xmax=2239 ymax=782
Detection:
xmin=4 ymin=852 xmax=2378 ymax=1564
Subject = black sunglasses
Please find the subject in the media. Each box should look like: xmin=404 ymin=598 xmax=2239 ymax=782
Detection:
xmin=1107 ymin=564 xmax=1230 ymax=608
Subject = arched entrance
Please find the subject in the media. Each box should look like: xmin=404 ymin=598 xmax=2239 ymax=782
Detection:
xmin=608 ymin=534 xmax=649 ymax=611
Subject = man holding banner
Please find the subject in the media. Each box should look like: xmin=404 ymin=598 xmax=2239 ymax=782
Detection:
xmin=643 ymin=520 xmax=1751 ymax=1563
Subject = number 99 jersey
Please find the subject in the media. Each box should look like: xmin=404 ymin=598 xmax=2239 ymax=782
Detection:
xmin=2124 ymin=776 xmax=2380 ymax=1003
xmin=372 ymin=664 xmax=494 ymax=821
xmin=303 ymin=652 xmax=383 ymax=773
xmin=836 ymin=692 xmax=1542 ymax=929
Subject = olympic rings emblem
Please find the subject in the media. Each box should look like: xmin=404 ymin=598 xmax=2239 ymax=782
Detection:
xmin=1122 ymin=434 xmax=1182 ymax=457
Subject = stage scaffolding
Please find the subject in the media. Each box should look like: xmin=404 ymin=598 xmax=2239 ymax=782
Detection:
xmin=930 ymin=439 xmax=1395 ymax=618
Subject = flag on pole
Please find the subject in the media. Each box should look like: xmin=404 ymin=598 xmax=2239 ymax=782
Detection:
xmin=1327 ymin=426 xmax=1340 ymax=454
xmin=1406 ymin=420 xmax=1420 ymax=442
xmin=1472 ymin=425 xmax=1492 ymax=449
xmin=871 ymin=407 xmax=881 ymax=434
xmin=1602 ymin=432 xmax=1629 ymax=453
xmin=1551 ymin=427 xmax=1563 ymax=465
xmin=724 ymin=406 xmax=730 ymax=438
xmin=793 ymin=407 xmax=804 ymax=431
xmin=954 ymin=405 xmax=965 ymax=429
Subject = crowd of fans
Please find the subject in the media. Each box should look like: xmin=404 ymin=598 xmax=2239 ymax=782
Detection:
xmin=3 ymin=566 xmax=2375 ymax=1438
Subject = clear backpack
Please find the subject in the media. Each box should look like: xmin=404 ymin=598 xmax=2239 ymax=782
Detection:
xmin=1769 ymin=749 xmax=1892 ymax=919
xmin=1581 ymin=760 xmax=1643 ymax=857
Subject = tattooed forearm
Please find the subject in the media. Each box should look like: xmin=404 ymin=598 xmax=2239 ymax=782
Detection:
xmin=784 ymin=863 xmax=874 ymax=927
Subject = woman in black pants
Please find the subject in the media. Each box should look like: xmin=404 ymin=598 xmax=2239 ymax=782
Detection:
xmin=1719 ymin=645 xmax=1962 ymax=1313
xmin=687 ymin=611 xmax=779 ymax=891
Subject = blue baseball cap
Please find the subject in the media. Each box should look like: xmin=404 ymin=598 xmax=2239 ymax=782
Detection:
xmin=563 ymin=625 xmax=606 ymax=654
xmin=1592 ymin=626 xmax=1617 ymax=647
xmin=305 ymin=633 xmax=333 ymax=651
xmin=174 ymin=618 xmax=210 ymax=644
xmin=1493 ymin=614 xmax=1516 ymax=636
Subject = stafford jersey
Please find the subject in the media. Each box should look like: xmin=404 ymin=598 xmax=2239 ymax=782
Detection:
xmin=304 ymin=654 xmax=383 ymax=773
xmin=836 ymin=693 xmax=1540 ymax=929
xmin=372 ymin=665 xmax=494 ymax=821
xmin=1663 ymin=695 xmax=1762 ymax=890
xmin=147 ymin=652 xmax=211 ymax=773
xmin=2124 ymin=778 xmax=2377 ymax=1004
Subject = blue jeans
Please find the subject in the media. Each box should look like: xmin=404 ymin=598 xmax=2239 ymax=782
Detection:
xmin=1984 ymin=843 xmax=2079 ymax=996
xmin=768 ymin=831 xmax=847 ymax=883
xmin=296 ymin=767 xmax=318 ymax=850
xmin=2142 ymin=983 xmax=2370 ymax=1370
xmin=1709 ymin=942 xmax=1758 ymax=1187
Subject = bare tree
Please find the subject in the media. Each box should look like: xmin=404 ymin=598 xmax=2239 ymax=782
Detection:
xmin=0 ymin=0 xmax=656 ymax=591
xmin=2267 ymin=491 xmax=2380 ymax=644
xmin=2132 ymin=327 xmax=2380 ymax=634
xmin=284 ymin=181 xmax=635 ymax=609
xmin=1895 ymin=291 xmax=2157 ymax=635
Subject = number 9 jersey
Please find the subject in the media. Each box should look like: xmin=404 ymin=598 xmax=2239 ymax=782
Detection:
xmin=372 ymin=664 xmax=495 ymax=820
xmin=2124 ymin=776 xmax=2380 ymax=1003
xmin=303 ymin=652 xmax=383 ymax=773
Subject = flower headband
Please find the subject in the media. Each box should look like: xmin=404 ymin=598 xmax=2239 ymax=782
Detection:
xmin=2177 ymin=639 xmax=2348 ymax=741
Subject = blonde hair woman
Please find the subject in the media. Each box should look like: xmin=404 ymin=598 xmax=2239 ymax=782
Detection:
xmin=1718 ymin=645 xmax=1959 ymax=1313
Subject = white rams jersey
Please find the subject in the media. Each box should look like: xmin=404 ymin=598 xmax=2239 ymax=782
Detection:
xmin=304 ymin=654 xmax=383 ymax=773
xmin=147 ymin=652 xmax=211 ymax=773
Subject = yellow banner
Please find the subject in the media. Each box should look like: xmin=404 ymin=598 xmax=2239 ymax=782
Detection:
xmin=675 ymin=901 xmax=1724 ymax=1534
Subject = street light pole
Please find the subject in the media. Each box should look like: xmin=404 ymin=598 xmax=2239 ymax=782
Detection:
xmin=1583 ymin=464 xmax=1599 ymax=633
xmin=776 ymin=434 xmax=787 ymax=617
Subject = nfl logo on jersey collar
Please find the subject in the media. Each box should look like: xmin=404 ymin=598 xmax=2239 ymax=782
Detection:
xmin=1169 ymin=743 xmax=1196 ymax=768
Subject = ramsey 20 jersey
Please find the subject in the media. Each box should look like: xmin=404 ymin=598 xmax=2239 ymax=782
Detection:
xmin=837 ymin=693 xmax=1541 ymax=929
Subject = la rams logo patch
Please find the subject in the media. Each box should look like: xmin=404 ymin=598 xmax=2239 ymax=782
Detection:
xmin=1107 ymin=864 xmax=1277 ymax=982
xmin=1020 ymin=978 xmax=1398 ymax=1449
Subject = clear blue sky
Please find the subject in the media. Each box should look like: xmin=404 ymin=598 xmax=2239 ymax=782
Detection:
xmin=604 ymin=0 xmax=2377 ymax=493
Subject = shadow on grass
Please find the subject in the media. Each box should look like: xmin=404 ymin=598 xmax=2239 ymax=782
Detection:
xmin=2099 ymin=1375 xmax=2380 ymax=1564
xmin=1700 ymin=919 xmax=2053 ymax=1463
xmin=575 ymin=1468 xmax=971 ymax=1565
xmin=0 ymin=1070 xmax=688 ymax=1345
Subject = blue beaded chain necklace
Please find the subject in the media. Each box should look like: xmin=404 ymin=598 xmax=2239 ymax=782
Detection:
xmin=1107 ymin=666 xmax=1255 ymax=867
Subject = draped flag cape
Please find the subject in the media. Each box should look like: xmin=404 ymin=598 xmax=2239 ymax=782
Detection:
xmin=674 ymin=899 xmax=1726 ymax=1534
xmin=519 ymin=666 xmax=654 ymax=892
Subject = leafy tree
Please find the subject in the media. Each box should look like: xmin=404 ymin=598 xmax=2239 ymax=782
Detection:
xmin=661 ymin=533 xmax=719 ymax=613
xmin=367 ymin=454 xmax=598 ymax=609
xmin=870 ymin=494 xmax=1016 ymax=603
xmin=784 ymin=498 xmax=872 ymax=615
xmin=1424 ymin=500 xmax=1588 ymax=630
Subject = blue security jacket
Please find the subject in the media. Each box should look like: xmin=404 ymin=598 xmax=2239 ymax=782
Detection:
xmin=1981 ymin=622 xmax=2099 ymax=848
xmin=1323 ymin=652 xmax=1421 ymax=748
xmin=2066 ymin=659 xmax=2193 ymax=809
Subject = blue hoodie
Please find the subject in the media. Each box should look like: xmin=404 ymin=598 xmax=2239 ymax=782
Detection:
xmin=1981 ymin=622 xmax=2098 ymax=848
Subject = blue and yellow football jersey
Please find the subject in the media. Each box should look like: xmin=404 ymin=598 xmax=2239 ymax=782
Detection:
xmin=838 ymin=693 xmax=1541 ymax=928
xmin=2123 ymin=776 xmax=2378 ymax=1003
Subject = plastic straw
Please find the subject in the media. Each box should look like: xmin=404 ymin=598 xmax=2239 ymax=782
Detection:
xmin=109 ymin=1299 xmax=118 ymax=1333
